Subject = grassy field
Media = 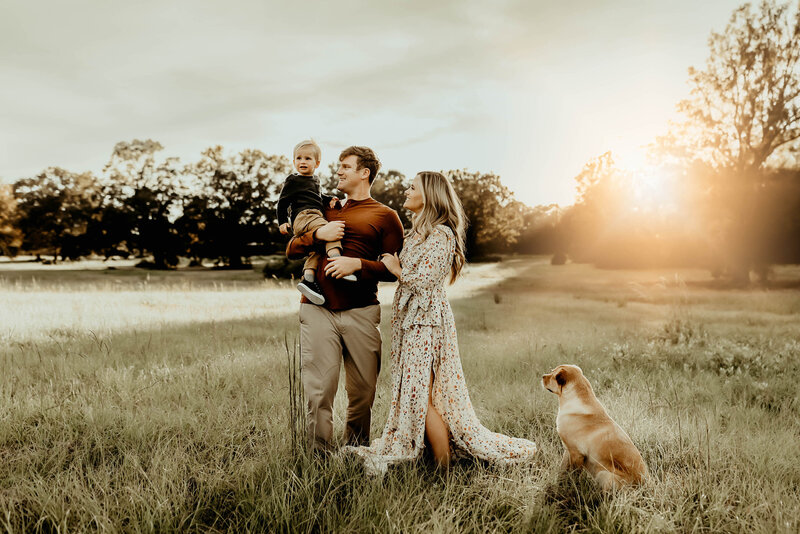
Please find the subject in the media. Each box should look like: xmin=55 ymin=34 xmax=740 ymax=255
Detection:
xmin=1 ymin=257 xmax=799 ymax=533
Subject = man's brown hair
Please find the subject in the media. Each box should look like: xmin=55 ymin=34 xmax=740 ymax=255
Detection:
xmin=339 ymin=146 xmax=381 ymax=184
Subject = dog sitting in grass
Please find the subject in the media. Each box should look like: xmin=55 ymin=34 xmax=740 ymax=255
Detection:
xmin=542 ymin=364 xmax=647 ymax=490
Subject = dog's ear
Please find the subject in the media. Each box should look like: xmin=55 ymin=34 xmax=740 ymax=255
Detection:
xmin=555 ymin=369 xmax=567 ymax=387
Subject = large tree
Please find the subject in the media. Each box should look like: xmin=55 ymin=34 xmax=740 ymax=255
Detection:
xmin=659 ymin=0 xmax=800 ymax=281
xmin=668 ymin=0 xmax=800 ymax=172
xmin=182 ymin=146 xmax=290 ymax=267
xmin=13 ymin=168 xmax=101 ymax=260
xmin=100 ymin=139 xmax=185 ymax=268
xmin=445 ymin=170 xmax=523 ymax=258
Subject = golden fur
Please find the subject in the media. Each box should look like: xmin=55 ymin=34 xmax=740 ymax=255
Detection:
xmin=542 ymin=364 xmax=647 ymax=490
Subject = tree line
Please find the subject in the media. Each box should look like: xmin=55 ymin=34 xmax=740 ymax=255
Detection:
xmin=0 ymin=140 xmax=542 ymax=269
xmin=2 ymin=1 xmax=799 ymax=283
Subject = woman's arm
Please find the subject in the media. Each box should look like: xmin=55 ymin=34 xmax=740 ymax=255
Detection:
xmin=380 ymin=252 xmax=402 ymax=279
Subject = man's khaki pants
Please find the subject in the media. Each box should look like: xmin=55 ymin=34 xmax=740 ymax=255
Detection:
xmin=299 ymin=303 xmax=382 ymax=451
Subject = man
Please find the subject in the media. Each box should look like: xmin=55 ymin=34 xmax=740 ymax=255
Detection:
xmin=286 ymin=146 xmax=404 ymax=452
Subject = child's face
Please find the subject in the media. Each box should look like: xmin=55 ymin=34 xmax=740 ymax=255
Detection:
xmin=403 ymin=175 xmax=424 ymax=213
xmin=294 ymin=146 xmax=320 ymax=176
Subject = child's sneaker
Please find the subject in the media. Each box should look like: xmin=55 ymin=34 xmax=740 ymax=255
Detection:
xmin=342 ymin=274 xmax=357 ymax=282
xmin=297 ymin=279 xmax=325 ymax=305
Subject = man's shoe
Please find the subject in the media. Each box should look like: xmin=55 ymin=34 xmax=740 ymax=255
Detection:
xmin=342 ymin=273 xmax=357 ymax=282
xmin=297 ymin=279 xmax=325 ymax=305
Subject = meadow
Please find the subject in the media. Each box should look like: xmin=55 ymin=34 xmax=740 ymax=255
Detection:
xmin=1 ymin=257 xmax=799 ymax=533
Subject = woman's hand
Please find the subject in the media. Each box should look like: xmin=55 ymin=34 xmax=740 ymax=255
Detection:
xmin=380 ymin=252 xmax=402 ymax=279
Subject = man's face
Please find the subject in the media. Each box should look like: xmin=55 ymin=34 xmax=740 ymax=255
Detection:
xmin=294 ymin=146 xmax=320 ymax=176
xmin=337 ymin=155 xmax=366 ymax=194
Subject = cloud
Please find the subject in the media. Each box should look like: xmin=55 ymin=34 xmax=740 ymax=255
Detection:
xmin=0 ymin=0 xmax=747 ymax=206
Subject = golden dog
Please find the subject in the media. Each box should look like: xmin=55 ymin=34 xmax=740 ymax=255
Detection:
xmin=542 ymin=364 xmax=647 ymax=490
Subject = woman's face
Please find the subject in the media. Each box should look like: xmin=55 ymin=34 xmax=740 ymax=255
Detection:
xmin=403 ymin=175 xmax=424 ymax=213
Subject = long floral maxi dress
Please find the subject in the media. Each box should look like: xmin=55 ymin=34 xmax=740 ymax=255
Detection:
xmin=343 ymin=224 xmax=537 ymax=476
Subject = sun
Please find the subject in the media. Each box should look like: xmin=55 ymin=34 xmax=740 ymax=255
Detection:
xmin=611 ymin=145 xmax=680 ymax=213
xmin=629 ymin=165 xmax=679 ymax=212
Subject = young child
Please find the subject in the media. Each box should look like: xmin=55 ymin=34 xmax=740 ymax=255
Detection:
xmin=277 ymin=139 xmax=355 ymax=305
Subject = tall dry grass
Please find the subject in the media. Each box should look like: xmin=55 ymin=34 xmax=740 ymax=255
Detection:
xmin=1 ymin=259 xmax=799 ymax=532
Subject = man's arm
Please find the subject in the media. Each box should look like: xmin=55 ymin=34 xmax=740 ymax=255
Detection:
xmin=285 ymin=229 xmax=316 ymax=259
xmin=286 ymin=220 xmax=345 ymax=259
xmin=359 ymin=210 xmax=404 ymax=282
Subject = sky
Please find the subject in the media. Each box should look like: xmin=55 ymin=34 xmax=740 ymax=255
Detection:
xmin=1 ymin=0 xmax=746 ymax=207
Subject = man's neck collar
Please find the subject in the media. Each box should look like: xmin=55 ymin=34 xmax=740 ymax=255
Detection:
xmin=342 ymin=194 xmax=372 ymax=206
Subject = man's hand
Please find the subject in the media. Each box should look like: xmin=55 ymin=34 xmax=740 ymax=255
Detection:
xmin=324 ymin=256 xmax=361 ymax=279
xmin=315 ymin=221 xmax=345 ymax=242
xmin=279 ymin=222 xmax=291 ymax=235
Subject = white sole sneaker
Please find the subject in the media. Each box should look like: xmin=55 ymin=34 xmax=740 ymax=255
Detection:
xmin=297 ymin=282 xmax=325 ymax=305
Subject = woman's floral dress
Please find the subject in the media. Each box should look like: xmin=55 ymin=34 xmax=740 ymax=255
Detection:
xmin=344 ymin=224 xmax=537 ymax=476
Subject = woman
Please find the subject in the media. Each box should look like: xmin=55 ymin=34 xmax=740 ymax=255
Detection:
xmin=344 ymin=172 xmax=537 ymax=477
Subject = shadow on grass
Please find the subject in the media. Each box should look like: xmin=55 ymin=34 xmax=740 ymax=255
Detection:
xmin=0 ymin=265 xmax=270 ymax=288
xmin=542 ymin=471 xmax=607 ymax=523
xmin=686 ymin=278 xmax=800 ymax=290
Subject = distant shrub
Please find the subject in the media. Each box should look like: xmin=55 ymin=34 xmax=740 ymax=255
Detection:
xmin=261 ymin=255 xmax=304 ymax=279
xmin=551 ymin=252 xmax=567 ymax=265
xmin=135 ymin=258 xmax=178 ymax=270
xmin=657 ymin=316 xmax=706 ymax=345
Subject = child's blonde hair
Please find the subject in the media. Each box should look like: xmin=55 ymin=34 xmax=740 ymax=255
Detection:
xmin=412 ymin=171 xmax=467 ymax=284
xmin=293 ymin=139 xmax=321 ymax=161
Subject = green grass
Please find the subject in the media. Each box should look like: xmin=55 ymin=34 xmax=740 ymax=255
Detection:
xmin=1 ymin=257 xmax=799 ymax=532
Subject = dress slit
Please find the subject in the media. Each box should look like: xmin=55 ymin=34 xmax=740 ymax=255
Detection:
xmin=341 ymin=225 xmax=537 ymax=477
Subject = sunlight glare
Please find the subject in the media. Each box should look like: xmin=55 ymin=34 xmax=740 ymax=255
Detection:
xmin=630 ymin=165 xmax=679 ymax=212
xmin=612 ymin=144 xmax=680 ymax=213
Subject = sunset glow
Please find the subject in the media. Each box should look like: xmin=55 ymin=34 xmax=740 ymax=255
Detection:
xmin=612 ymin=143 xmax=681 ymax=213
xmin=0 ymin=0 xmax=747 ymax=207
xmin=629 ymin=166 xmax=680 ymax=212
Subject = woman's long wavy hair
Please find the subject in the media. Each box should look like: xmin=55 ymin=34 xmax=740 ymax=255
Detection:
xmin=411 ymin=171 xmax=467 ymax=284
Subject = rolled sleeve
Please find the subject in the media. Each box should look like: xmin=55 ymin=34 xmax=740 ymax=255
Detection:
xmin=286 ymin=229 xmax=317 ymax=259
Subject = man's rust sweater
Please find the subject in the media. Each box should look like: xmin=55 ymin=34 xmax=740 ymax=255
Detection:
xmin=286 ymin=196 xmax=404 ymax=311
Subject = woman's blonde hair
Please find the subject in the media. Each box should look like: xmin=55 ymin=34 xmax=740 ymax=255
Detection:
xmin=411 ymin=171 xmax=467 ymax=284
